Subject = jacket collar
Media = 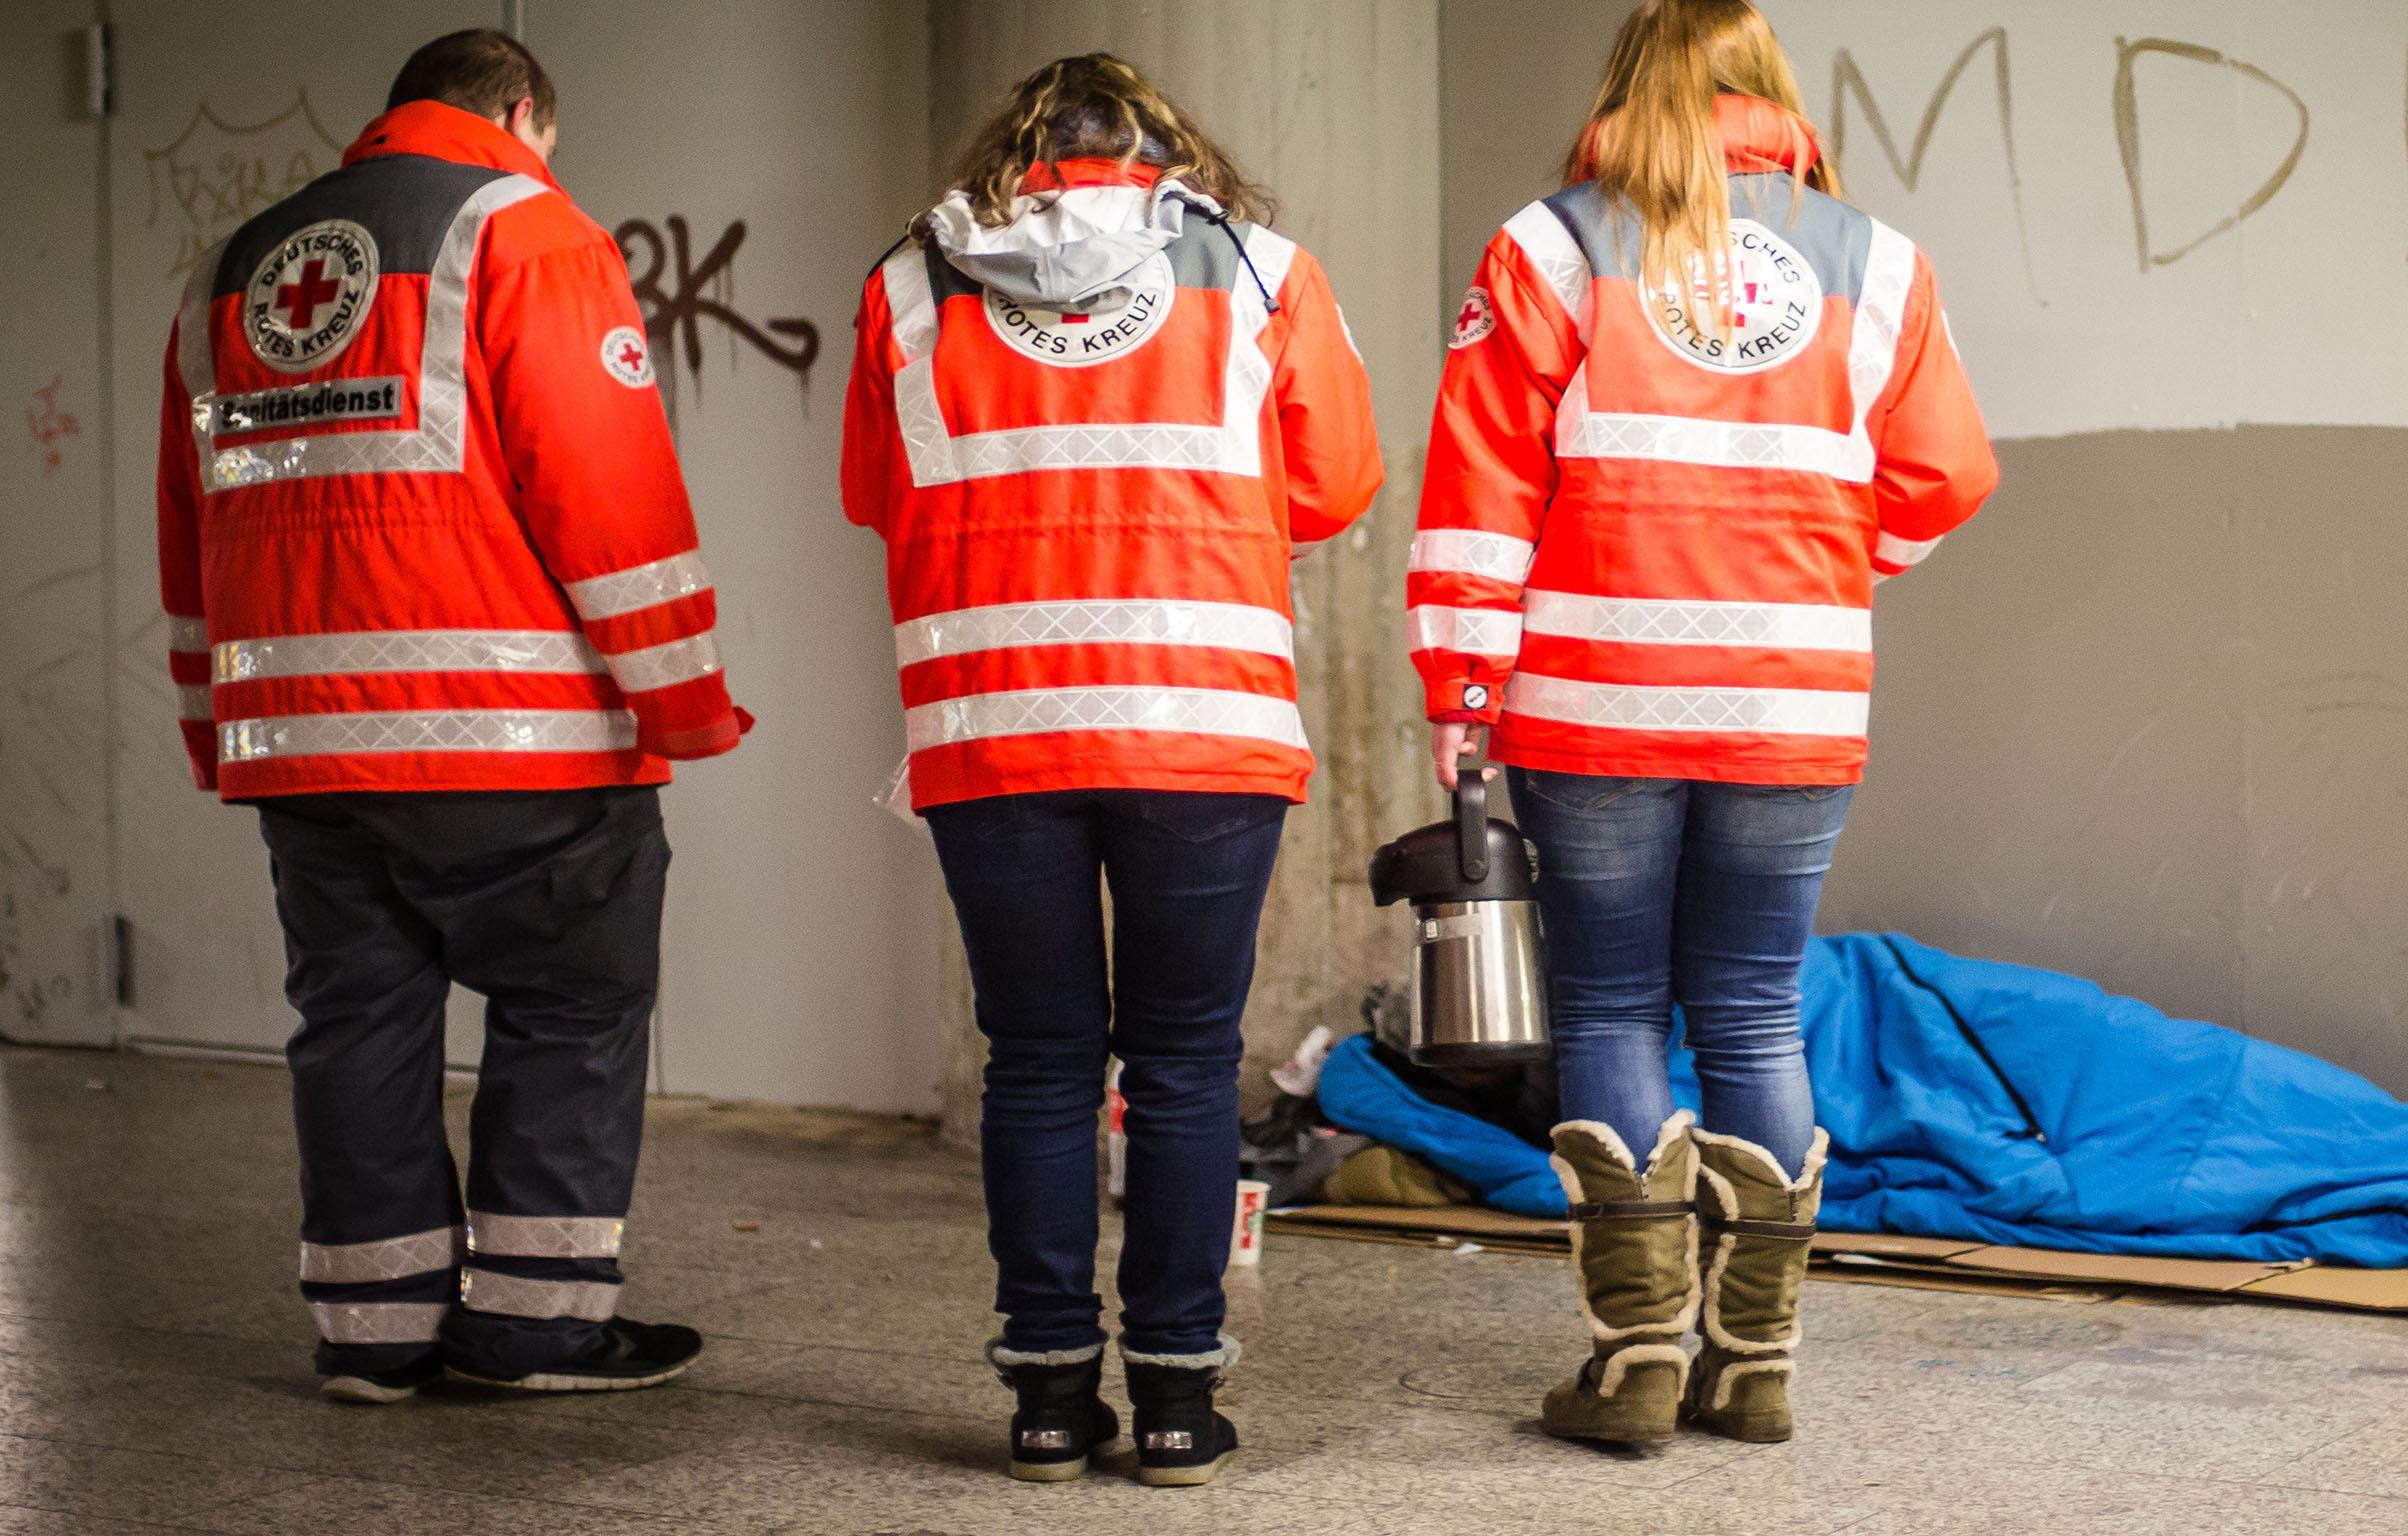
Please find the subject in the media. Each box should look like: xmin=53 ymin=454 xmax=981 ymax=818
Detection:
xmin=343 ymin=100 xmax=561 ymax=190
xmin=1715 ymin=94 xmax=1821 ymax=177
xmin=1018 ymin=157 xmax=1164 ymax=195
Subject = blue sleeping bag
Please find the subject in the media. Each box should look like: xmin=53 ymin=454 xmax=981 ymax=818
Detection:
xmin=1314 ymin=933 xmax=2408 ymax=1265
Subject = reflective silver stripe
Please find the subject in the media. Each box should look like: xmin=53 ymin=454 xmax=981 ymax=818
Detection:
xmin=895 ymin=599 xmax=1293 ymax=668
xmin=1522 ymin=593 xmax=1872 ymax=653
xmin=201 ymin=176 xmax=550 ymax=491
xmin=177 ymin=686 xmax=214 ymax=722
xmin=1503 ymin=200 xmax=1593 ymax=340
xmin=310 ymin=1301 xmax=447 ymax=1344
xmin=220 ymin=709 xmax=637 ymax=763
xmin=906 ymin=685 xmax=1307 ymax=753
xmin=1874 ymin=531 xmax=1943 ymax=570
xmin=176 ymin=241 xmax=225 ymax=476
xmin=564 ymin=551 xmax=714 ymax=621
xmin=1851 ymin=221 xmax=1917 ymax=440
xmin=299 ymin=1226 xmax=462 ymax=1285
xmin=1506 ymin=673 xmax=1869 ymax=737
xmin=213 ymin=629 xmax=605 ymax=683
xmin=1407 ymin=605 xmax=1524 ymax=656
xmin=466 ymin=1212 xmax=625 ymax=1260
xmin=166 ymin=614 xmax=209 ymax=653
xmin=459 ymin=1268 xmax=619 ymax=1322
xmin=1557 ymin=405 xmax=1872 ymax=484
xmin=883 ymin=220 xmax=1288 ymax=488
xmin=606 ymin=632 xmax=724 ymax=693
xmin=1407 ymin=529 xmax=1537 ymax=584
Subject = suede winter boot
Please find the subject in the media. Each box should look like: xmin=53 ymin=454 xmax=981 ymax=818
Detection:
xmin=1122 ymin=1336 xmax=1240 ymax=1487
xmin=1540 ymin=1111 xmax=1697 ymax=1445
xmin=988 ymin=1340 xmax=1120 ymax=1482
xmin=1684 ymin=1126 xmax=1828 ymax=1443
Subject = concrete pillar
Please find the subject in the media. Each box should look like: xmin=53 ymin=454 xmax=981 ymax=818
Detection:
xmin=925 ymin=1 xmax=1445 ymax=1147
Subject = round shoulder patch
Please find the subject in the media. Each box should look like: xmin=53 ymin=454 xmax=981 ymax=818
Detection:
xmin=1644 ymin=219 xmax=1823 ymax=374
xmin=1450 ymin=285 xmax=1497 ymax=349
xmin=981 ymin=252 xmax=1176 ymax=369
xmin=601 ymin=326 xmax=656 ymax=388
xmin=243 ymin=220 xmax=380 ymax=374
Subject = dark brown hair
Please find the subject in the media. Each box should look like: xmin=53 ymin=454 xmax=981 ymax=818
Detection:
xmin=387 ymin=29 xmax=557 ymax=129
xmin=919 ymin=53 xmax=1273 ymax=239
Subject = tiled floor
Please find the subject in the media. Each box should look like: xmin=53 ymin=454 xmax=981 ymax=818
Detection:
xmin=4 ymin=1045 xmax=2406 ymax=1535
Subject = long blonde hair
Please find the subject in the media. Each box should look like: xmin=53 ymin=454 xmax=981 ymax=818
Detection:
xmin=918 ymin=53 xmax=1274 ymax=240
xmin=1566 ymin=0 xmax=1839 ymax=332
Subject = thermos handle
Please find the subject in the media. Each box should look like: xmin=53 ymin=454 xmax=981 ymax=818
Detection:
xmin=1454 ymin=735 xmax=1491 ymax=883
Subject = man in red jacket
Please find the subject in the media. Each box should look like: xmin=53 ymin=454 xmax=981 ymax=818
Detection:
xmin=156 ymin=30 xmax=749 ymax=1402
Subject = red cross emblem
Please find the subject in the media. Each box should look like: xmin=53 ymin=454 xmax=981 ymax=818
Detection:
xmin=275 ymin=258 xmax=342 ymax=329
xmin=616 ymin=338 xmax=648 ymax=373
xmin=1459 ymin=297 xmax=1484 ymax=331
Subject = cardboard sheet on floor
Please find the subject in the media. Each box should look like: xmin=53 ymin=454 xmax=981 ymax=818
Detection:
xmin=1263 ymin=1205 xmax=2408 ymax=1313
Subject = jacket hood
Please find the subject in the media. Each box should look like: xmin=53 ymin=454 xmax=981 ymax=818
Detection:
xmin=925 ymin=160 xmax=1223 ymax=312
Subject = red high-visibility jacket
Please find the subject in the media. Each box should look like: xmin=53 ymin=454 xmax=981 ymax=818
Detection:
xmin=842 ymin=160 xmax=1383 ymax=810
xmin=1411 ymin=95 xmax=1998 ymax=785
xmin=156 ymin=102 xmax=747 ymax=799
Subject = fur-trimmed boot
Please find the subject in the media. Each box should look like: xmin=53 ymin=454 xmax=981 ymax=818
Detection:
xmin=1540 ymin=1111 xmax=1697 ymax=1445
xmin=1684 ymin=1126 xmax=1828 ymax=1444
xmin=1122 ymin=1336 xmax=1240 ymax=1487
xmin=988 ymin=1340 xmax=1120 ymax=1482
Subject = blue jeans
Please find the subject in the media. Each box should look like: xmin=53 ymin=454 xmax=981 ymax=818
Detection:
xmin=1507 ymin=771 xmax=1852 ymax=1179
xmin=925 ymin=789 xmax=1288 ymax=1358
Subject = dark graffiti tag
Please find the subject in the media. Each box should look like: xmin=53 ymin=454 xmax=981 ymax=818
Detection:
xmin=615 ymin=216 xmax=821 ymax=410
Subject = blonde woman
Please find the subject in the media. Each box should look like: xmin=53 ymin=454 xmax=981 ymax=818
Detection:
xmin=1410 ymin=0 xmax=1996 ymax=1444
xmin=843 ymin=55 xmax=1380 ymax=1483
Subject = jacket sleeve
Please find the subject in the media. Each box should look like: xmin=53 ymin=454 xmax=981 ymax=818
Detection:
xmin=839 ymin=268 xmax=900 ymax=537
xmin=1408 ymin=226 xmax=1583 ymax=723
xmin=1866 ymin=254 xmax=1998 ymax=581
xmin=478 ymin=235 xmax=748 ymax=760
xmin=1268 ymin=249 xmax=1383 ymax=554
xmin=155 ymin=329 xmax=216 ymax=791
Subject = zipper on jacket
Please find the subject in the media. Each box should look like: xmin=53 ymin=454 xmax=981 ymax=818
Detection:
xmin=1876 ymin=934 xmax=2049 ymax=1144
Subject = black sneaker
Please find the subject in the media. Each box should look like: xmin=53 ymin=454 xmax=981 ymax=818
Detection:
xmin=990 ymin=1342 xmax=1120 ymax=1482
xmin=1125 ymin=1342 xmax=1240 ymax=1488
xmin=321 ymin=1353 xmax=443 ymax=1405
xmin=447 ymin=1319 xmax=703 ymax=1393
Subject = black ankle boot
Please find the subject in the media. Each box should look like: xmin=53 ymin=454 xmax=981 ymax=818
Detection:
xmin=1123 ymin=1337 xmax=1240 ymax=1488
xmin=988 ymin=1341 xmax=1119 ymax=1482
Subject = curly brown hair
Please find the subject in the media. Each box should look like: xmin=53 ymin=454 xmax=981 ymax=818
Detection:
xmin=916 ymin=53 xmax=1275 ymax=241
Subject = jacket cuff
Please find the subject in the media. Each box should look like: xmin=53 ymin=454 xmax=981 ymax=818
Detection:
xmin=1425 ymin=677 xmax=1504 ymax=725
xmin=644 ymin=707 xmax=750 ymax=761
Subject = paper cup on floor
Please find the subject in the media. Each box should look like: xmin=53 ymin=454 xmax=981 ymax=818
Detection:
xmin=1229 ymin=1179 xmax=1270 ymax=1267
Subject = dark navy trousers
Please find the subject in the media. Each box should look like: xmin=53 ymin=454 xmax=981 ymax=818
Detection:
xmin=256 ymin=786 xmax=667 ymax=1380
xmin=925 ymin=789 xmax=1287 ymax=1359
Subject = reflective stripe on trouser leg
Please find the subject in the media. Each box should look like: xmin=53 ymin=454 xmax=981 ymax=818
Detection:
xmin=459 ymin=1268 xmax=620 ymax=1322
xmin=437 ymin=787 xmax=668 ymax=1374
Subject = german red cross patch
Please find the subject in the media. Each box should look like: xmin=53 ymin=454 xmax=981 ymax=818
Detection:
xmin=243 ymin=220 xmax=380 ymax=374
xmin=601 ymin=326 xmax=656 ymax=388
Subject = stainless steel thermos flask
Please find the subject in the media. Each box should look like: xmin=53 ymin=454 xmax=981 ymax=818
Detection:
xmin=1368 ymin=755 xmax=1550 ymax=1065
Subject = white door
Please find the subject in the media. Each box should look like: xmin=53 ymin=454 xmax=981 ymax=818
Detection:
xmin=105 ymin=0 xmax=499 ymax=1061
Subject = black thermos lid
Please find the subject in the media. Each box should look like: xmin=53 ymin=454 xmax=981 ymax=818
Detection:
xmin=1368 ymin=768 xmax=1538 ymax=906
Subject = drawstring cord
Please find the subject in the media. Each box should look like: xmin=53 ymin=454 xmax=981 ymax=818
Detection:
xmin=1202 ymin=208 xmax=1281 ymax=315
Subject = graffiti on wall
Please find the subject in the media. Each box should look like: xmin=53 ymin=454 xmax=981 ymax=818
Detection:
xmin=24 ymin=379 xmax=79 ymax=477
xmin=145 ymin=95 xmax=344 ymax=277
xmin=615 ymin=215 xmax=821 ymax=420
